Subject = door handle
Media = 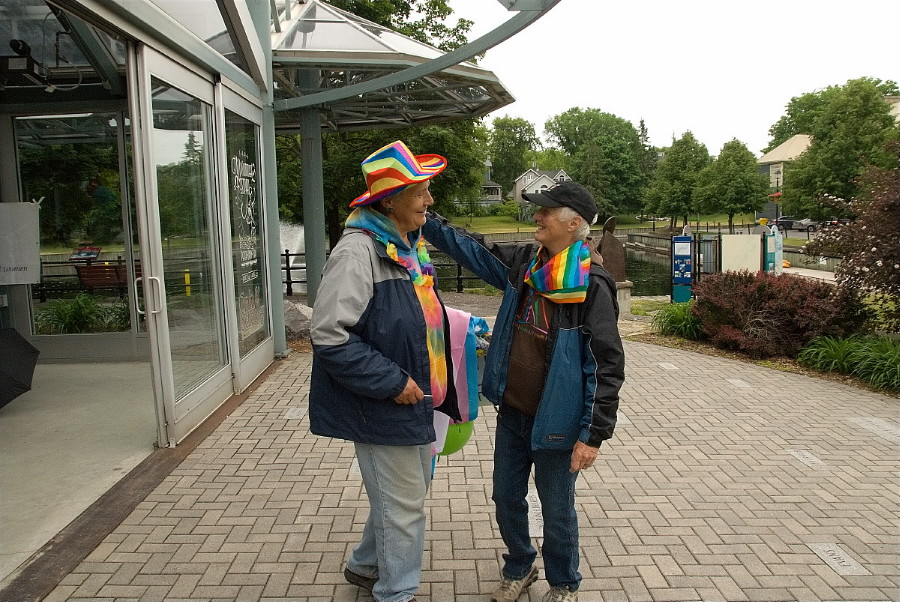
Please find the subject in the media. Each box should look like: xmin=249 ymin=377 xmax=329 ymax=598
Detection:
xmin=141 ymin=276 xmax=163 ymax=315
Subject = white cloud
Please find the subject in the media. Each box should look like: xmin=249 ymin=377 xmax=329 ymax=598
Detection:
xmin=449 ymin=0 xmax=900 ymax=155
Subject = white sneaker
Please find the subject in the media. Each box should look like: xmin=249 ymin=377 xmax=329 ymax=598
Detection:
xmin=543 ymin=586 xmax=578 ymax=602
xmin=490 ymin=565 xmax=539 ymax=601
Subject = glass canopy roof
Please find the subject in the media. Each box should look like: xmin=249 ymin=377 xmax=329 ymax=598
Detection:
xmin=270 ymin=1 xmax=514 ymax=132
xmin=0 ymin=0 xmax=513 ymax=132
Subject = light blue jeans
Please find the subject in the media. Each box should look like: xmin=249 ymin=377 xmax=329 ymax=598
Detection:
xmin=348 ymin=442 xmax=433 ymax=602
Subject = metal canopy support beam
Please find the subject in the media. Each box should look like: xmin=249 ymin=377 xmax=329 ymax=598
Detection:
xmin=274 ymin=0 xmax=561 ymax=112
xmin=298 ymin=71 xmax=326 ymax=306
xmin=220 ymin=0 xmax=269 ymax=91
xmin=55 ymin=10 xmax=127 ymax=97
xmin=247 ymin=0 xmax=288 ymax=358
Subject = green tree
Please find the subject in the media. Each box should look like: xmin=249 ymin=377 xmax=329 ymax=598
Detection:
xmin=489 ymin=116 xmax=539 ymax=196
xmin=644 ymin=132 xmax=711 ymax=229
xmin=765 ymin=78 xmax=898 ymax=153
xmin=781 ymin=78 xmax=900 ymax=218
xmin=693 ymin=139 xmax=770 ymax=232
xmin=544 ymin=108 xmax=646 ymax=213
xmin=327 ymin=1 xmax=471 ymax=51
xmin=526 ymin=147 xmax=571 ymax=173
xmin=572 ymin=137 xmax=641 ymax=216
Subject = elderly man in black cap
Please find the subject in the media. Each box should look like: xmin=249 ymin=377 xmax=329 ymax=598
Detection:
xmin=423 ymin=181 xmax=624 ymax=602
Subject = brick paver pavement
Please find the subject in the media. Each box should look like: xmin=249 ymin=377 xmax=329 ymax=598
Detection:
xmin=45 ymin=341 xmax=899 ymax=601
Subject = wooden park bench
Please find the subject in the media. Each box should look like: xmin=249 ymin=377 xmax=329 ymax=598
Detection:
xmin=75 ymin=262 xmax=141 ymax=297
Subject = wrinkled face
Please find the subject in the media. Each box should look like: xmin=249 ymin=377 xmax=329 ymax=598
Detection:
xmin=384 ymin=180 xmax=434 ymax=234
xmin=533 ymin=206 xmax=579 ymax=252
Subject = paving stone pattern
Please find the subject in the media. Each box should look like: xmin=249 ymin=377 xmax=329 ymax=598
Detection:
xmin=46 ymin=341 xmax=899 ymax=601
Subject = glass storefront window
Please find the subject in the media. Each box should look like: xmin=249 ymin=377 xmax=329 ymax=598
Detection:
xmin=15 ymin=113 xmax=139 ymax=335
xmin=225 ymin=110 xmax=269 ymax=357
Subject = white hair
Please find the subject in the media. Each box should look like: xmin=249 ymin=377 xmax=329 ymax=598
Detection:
xmin=557 ymin=206 xmax=591 ymax=239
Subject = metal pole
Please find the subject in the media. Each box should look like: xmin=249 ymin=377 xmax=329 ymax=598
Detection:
xmin=299 ymin=70 xmax=326 ymax=305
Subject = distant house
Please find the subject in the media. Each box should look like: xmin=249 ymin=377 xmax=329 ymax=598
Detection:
xmin=511 ymin=168 xmax=572 ymax=202
xmin=478 ymin=158 xmax=504 ymax=207
xmin=757 ymin=134 xmax=812 ymax=190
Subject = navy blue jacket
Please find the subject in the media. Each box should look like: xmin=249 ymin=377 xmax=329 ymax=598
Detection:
xmin=309 ymin=228 xmax=455 ymax=446
xmin=423 ymin=214 xmax=624 ymax=450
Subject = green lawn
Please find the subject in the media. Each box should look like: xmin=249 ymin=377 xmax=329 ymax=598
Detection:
xmin=448 ymin=213 xmax=759 ymax=234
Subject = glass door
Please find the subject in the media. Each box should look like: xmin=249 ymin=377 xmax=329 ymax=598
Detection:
xmin=133 ymin=47 xmax=232 ymax=445
xmin=220 ymin=91 xmax=273 ymax=390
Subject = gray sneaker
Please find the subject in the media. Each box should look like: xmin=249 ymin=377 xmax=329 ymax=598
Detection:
xmin=491 ymin=565 xmax=539 ymax=601
xmin=343 ymin=567 xmax=377 ymax=592
xmin=543 ymin=586 xmax=578 ymax=602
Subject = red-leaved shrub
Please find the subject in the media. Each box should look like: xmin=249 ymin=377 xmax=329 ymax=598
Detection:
xmin=691 ymin=270 xmax=867 ymax=357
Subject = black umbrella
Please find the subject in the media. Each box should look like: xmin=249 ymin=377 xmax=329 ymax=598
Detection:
xmin=0 ymin=328 xmax=40 ymax=409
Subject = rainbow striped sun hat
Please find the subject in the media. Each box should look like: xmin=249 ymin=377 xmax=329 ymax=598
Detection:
xmin=350 ymin=140 xmax=447 ymax=207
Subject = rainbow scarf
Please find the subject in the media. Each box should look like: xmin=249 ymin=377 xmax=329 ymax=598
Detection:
xmin=346 ymin=207 xmax=448 ymax=405
xmin=524 ymin=241 xmax=591 ymax=303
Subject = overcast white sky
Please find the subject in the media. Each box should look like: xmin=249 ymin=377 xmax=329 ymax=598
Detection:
xmin=448 ymin=0 xmax=900 ymax=156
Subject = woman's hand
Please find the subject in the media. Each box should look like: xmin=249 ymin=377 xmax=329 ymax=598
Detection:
xmin=394 ymin=377 xmax=425 ymax=405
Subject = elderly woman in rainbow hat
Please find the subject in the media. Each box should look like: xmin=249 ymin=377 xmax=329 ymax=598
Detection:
xmin=309 ymin=140 xmax=454 ymax=602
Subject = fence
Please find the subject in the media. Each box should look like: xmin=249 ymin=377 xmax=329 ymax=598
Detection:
xmin=280 ymin=249 xmax=486 ymax=296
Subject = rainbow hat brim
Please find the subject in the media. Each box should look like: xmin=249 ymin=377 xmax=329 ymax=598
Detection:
xmin=350 ymin=140 xmax=447 ymax=207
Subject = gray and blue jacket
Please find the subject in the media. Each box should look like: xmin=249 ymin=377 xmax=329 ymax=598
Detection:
xmin=423 ymin=214 xmax=624 ymax=450
xmin=309 ymin=228 xmax=456 ymax=446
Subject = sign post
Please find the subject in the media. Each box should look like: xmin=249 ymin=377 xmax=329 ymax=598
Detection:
xmin=671 ymin=234 xmax=693 ymax=303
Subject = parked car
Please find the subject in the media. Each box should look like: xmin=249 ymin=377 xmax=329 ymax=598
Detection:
xmin=770 ymin=216 xmax=817 ymax=232
xmin=820 ymin=217 xmax=852 ymax=227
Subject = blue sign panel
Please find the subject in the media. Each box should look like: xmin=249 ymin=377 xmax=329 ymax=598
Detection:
xmin=672 ymin=235 xmax=693 ymax=285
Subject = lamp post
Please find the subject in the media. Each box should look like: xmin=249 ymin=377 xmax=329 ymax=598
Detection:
xmin=773 ymin=168 xmax=782 ymax=221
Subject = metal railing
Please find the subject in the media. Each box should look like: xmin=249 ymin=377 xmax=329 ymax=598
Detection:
xmin=280 ymin=249 xmax=486 ymax=296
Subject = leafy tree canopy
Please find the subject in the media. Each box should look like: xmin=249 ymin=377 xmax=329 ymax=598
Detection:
xmin=644 ymin=131 xmax=711 ymax=228
xmin=489 ymin=116 xmax=539 ymax=196
xmin=781 ymin=78 xmax=900 ymax=218
xmin=526 ymin=147 xmax=572 ymax=174
xmin=693 ymin=139 xmax=770 ymax=230
xmin=327 ymin=0 xmax=472 ymax=51
xmin=544 ymin=107 xmax=647 ymax=214
xmin=765 ymin=77 xmax=898 ymax=153
xmin=572 ymin=137 xmax=643 ymax=216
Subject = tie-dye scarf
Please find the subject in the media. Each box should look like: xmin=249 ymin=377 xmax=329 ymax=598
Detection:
xmin=346 ymin=207 xmax=448 ymax=405
xmin=524 ymin=240 xmax=591 ymax=303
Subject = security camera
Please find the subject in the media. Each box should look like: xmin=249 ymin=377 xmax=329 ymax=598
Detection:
xmin=10 ymin=39 xmax=32 ymax=57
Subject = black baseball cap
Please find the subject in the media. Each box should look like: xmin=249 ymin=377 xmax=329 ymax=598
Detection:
xmin=522 ymin=181 xmax=598 ymax=225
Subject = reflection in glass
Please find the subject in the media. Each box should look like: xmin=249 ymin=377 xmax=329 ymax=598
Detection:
xmin=225 ymin=110 xmax=269 ymax=356
xmin=151 ymin=78 xmax=226 ymax=399
xmin=15 ymin=113 xmax=139 ymax=335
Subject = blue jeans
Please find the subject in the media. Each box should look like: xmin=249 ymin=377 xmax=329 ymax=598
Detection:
xmin=348 ymin=442 xmax=433 ymax=602
xmin=492 ymin=406 xmax=581 ymax=590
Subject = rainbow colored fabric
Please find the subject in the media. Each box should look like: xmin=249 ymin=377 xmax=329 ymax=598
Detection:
xmin=524 ymin=241 xmax=591 ymax=303
xmin=346 ymin=207 xmax=448 ymax=405
xmin=350 ymin=140 xmax=447 ymax=207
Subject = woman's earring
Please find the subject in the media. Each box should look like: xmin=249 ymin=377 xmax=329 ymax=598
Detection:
xmin=385 ymin=206 xmax=394 ymax=215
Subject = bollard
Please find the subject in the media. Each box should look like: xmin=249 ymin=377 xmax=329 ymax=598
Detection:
xmin=184 ymin=269 xmax=191 ymax=296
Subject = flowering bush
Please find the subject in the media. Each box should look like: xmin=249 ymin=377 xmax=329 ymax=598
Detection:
xmin=805 ymin=142 xmax=900 ymax=333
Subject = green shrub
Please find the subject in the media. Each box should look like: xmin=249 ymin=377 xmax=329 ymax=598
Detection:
xmin=797 ymin=335 xmax=866 ymax=373
xmin=798 ymin=334 xmax=900 ymax=394
xmin=35 ymin=293 xmax=111 ymax=334
xmin=849 ymin=336 xmax=900 ymax=393
xmin=651 ymin=301 xmax=703 ymax=340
